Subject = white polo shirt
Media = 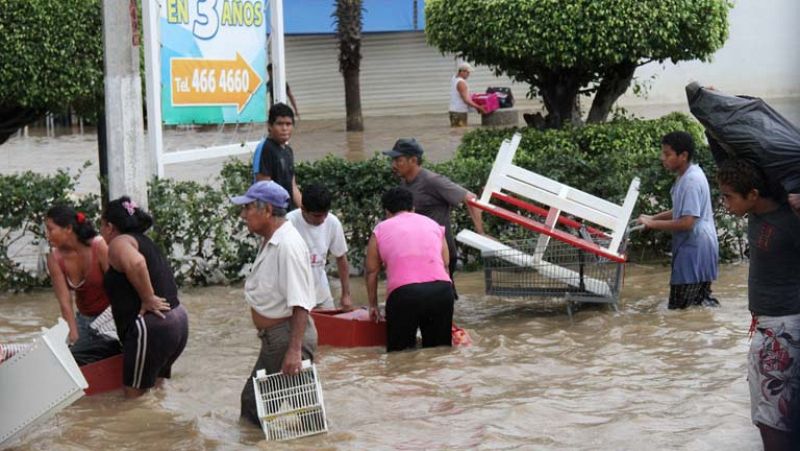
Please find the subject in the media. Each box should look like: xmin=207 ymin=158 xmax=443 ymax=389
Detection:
xmin=244 ymin=221 xmax=317 ymax=319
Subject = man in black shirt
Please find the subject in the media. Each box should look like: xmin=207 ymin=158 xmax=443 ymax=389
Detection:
xmin=252 ymin=103 xmax=302 ymax=209
xmin=718 ymin=159 xmax=800 ymax=449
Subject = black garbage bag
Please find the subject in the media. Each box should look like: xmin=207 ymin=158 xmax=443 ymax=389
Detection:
xmin=686 ymin=82 xmax=800 ymax=196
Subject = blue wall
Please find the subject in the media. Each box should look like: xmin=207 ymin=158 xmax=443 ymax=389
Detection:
xmin=278 ymin=0 xmax=425 ymax=34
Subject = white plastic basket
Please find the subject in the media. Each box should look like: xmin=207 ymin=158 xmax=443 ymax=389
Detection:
xmin=0 ymin=318 xmax=88 ymax=446
xmin=252 ymin=360 xmax=328 ymax=441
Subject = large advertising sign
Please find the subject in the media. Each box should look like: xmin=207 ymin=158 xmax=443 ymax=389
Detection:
xmin=160 ymin=0 xmax=267 ymax=124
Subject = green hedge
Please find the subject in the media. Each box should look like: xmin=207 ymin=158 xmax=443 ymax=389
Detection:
xmin=0 ymin=163 xmax=99 ymax=290
xmin=218 ymin=154 xmax=396 ymax=273
xmin=0 ymin=113 xmax=746 ymax=291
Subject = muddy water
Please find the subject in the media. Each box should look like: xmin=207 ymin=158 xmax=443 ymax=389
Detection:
xmin=2 ymin=102 xmax=784 ymax=449
xmin=1 ymin=263 xmax=760 ymax=450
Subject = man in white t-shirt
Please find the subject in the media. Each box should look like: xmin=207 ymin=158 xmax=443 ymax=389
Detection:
xmin=287 ymin=183 xmax=353 ymax=311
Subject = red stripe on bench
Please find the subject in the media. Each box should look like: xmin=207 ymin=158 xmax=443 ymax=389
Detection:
xmin=467 ymin=199 xmax=626 ymax=262
xmin=490 ymin=192 xmax=610 ymax=238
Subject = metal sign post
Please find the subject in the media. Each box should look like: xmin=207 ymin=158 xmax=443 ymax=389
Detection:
xmin=142 ymin=0 xmax=164 ymax=178
xmin=270 ymin=0 xmax=287 ymax=104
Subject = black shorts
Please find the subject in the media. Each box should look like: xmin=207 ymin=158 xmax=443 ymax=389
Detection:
xmin=385 ymin=281 xmax=454 ymax=352
xmin=122 ymin=304 xmax=189 ymax=390
xmin=668 ymin=282 xmax=719 ymax=309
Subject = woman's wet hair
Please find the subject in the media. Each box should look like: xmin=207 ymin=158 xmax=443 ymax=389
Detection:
xmin=102 ymin=196 xmax=154 ymax=234
xmin=46 ymin=205 xmax=98 ymax=246
xmin=381 ymin=187 xmax=414 ymax=214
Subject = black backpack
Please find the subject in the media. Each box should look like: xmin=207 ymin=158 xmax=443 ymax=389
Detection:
xmin=486 ymin=87 xmax=514 ymax=108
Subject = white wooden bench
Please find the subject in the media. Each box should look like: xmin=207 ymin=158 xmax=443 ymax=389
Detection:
xmin=456 ymin=132 xmax=640 ymax=303
xmin=461 ymin=133 xmax=640 ymax=263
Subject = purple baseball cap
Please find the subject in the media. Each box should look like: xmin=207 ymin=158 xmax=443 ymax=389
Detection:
xmin=230 ymin=180 xmax=290 ymax=209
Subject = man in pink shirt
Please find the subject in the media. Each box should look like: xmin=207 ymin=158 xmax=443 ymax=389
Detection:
xmin=366 ymin=187 xmax=455 ymax=352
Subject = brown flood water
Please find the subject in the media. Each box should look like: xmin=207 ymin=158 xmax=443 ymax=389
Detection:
xmin=3 ymin=103 xmax=786 ymax=449
xmin=1 ymin=263 xmax=760 ymax=450
xmin=0 ymin=114 xmax=474 ymax=197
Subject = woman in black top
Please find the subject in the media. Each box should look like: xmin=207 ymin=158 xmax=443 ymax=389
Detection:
xmin=101 ymin=196 xmax=189 ymax=398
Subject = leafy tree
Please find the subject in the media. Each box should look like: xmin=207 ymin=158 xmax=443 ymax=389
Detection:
xmin=0 ymin=0 xmax=104 ymax=144
xmin=426 ymin=0 xmax=732 ymax=128
xmin=333 ymin=0 xmax=364 ymax=131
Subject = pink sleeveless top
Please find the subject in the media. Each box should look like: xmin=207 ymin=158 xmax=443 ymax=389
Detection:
xmin=373 ymin=212 xmax=451 ymax=296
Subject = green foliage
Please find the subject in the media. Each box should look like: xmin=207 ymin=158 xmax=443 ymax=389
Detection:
xmin=426 ymin=0 xmax=731 ymax=82
xmin=0 ymin=0 xmax=104 ymax=116
xmin=147 ymin=178 xmax=246 ymax=286
xmin=0 ymin=164 xmax=100 ymax=291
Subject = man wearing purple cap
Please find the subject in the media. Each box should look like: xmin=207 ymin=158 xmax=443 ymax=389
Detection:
xmin=231 ymin=180 xmax=318 ymax=427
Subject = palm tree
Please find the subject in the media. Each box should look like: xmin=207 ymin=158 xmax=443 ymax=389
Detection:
xmin=333 ymin=0 xmax=364 ymax=131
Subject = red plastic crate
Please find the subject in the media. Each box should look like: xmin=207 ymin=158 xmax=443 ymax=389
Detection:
xmin=311 ymin=309 xmax=386 ymax=347
xmin=471 ymin=93 xmax=500 ymax=114
xmin=80 ymin=354 xmax=123 ymax=396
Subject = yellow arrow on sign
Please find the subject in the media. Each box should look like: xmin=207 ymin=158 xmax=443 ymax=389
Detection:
xmin=170 ymin=52 xmax=263 ymax=113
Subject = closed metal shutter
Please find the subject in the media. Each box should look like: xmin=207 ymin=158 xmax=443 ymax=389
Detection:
xmin=282 ymin=31 xmax=537 ymax=119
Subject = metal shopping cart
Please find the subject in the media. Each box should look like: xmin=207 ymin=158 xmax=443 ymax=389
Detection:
xmin=480 ymin=231 xmax=630 ymax=317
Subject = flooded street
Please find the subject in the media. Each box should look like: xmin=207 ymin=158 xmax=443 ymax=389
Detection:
xmin=1 ymin=263 xmax=760 ymax=450
xmin=3 ymin=100 xmax=791 ymax=449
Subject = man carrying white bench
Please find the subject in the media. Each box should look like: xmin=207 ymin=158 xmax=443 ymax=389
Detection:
xmin=383 ymin=138 xmax=485 ymax=299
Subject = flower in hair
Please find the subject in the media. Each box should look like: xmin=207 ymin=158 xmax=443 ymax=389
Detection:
xmin=76 ymin=212 xmax=86 ymax=224
xmin=122 ymin=200 xmax=138 ymax=216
